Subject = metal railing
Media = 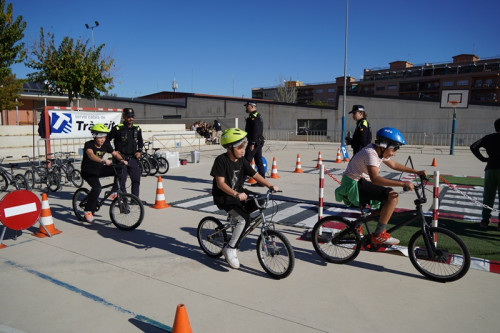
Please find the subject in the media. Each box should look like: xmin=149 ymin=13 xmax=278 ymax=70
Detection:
xmin=151 ymin=132 xmax=202 ymax=154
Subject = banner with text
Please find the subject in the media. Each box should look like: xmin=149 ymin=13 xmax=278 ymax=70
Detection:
xmin=48 ymin=110 xmax=121 ymax=138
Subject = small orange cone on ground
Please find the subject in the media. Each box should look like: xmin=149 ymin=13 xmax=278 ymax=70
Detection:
xmin=152 ymin=176 xmax=170 ymax=209
xmin=315 ymin=151 xmax=323 ymax=169
xmin=172 ymin=304 xmax=192 ymax=333
xmin=34 ymin=193 xmax=62 ymax=238
xmin=431 ymin=158 xmax=437 ymax=167
xmin=270 ymin=157 xmax=280 ymax=179
xmin=335 ymin=148 xmax=343 ymax=163
xmin=294 ymin=154 xmax=304 ymax=173
xmin=246 ymin=159 xmax=257 ymax=184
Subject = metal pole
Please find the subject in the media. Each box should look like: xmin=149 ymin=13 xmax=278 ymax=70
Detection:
xmin=450 ymin=108 xmax=456 ymax=155
xmin=341 ymin=0 xmax=349 ymax=146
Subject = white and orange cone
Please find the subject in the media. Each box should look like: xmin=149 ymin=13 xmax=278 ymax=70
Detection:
xmin=34 ymin=193 xmax=62 ymax=238
xmin=315 ymin=151 xmax=323 ymax=169
xmin=335 ymin=148 xmax=343 ymax=163
xmin=152 ymin=176 xmax=170 ymax=209
xmin=246 ymin=159 xmax=257 ymax=184
xmin=270 ymin=157 xmax=280 ymax=179
xmin=294 ymin=154 xmax=304 ymax=173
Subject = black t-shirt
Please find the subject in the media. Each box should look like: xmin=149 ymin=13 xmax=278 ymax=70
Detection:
xmin=81 ymin=140 xmax=114 ymax=175
xmin=470 ymin=132 xmax=500 ymax=171
xmin=210 ymin=153 xmax=256 ymax=208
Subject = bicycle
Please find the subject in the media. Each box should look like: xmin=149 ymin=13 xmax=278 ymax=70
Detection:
xmin=0 ymin=156 xmax=30 ymax=192
xmin=50 ymin=152 xmax=83 ymax=188
xmin=143 ymin=141 xmax=169 ymax=175
xmin=23 ymin=155 xmax=61 ymax=192
xmin=197 ymin=190 xmax=295 ymax=279
xmin=72 ymin=164 xmax=145 ymax=230
xmin=311 ymin=174 xmax=470 ymax=282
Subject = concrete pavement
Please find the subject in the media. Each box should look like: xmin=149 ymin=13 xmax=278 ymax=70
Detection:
xmin=0 ymin=142 xmax=498 ymax=333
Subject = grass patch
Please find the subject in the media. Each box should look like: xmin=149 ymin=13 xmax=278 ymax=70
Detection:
xmin=428 ymin=174 xmax=484 ymax=187
xmin=378 ymin=214 xmax=500 ymax=262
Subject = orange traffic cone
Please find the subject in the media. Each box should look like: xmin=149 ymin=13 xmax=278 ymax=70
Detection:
xmin=246 ymin=159 xmax=257 ymax=184
xmin=172 ymin=304 xmax=192 ymax=333
xmin=431 ymin=158 xmax=437 ymax=167
xmin=152 ymin=176 xmax=170 ymax=209
xmin=34 ymin=193 xmax=62 ymax=238
xmin=335 ymin=148 xmax=343 ymax=163
xmin=294 ymin=154 xmax=304 ymax=173
xmin=315 ymin=151 xmax=323 ymax=169
xmin=270 ymin=157 xmax=280 ymax=179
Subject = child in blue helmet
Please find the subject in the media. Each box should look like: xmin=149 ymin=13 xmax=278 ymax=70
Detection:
xmin=335 ymin=127 xmax=427 ymax=245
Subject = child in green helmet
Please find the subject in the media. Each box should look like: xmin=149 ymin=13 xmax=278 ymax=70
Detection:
xmin=81 ymin=123 xmax=127 ymax=223
xmin=210 ymin=128 xmax=279 ymax=269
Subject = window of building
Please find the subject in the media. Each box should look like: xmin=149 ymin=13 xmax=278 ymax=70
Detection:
xmin=297 ymin=119 xmax=327 ymax=136
xmin=376 ymin=86 xmax=386 ymax=91
xmin=388 ymin=85 xmax=397 ymax=90
xmin=316 ymin=89 xmax=323 ymax=93
xmin=443 ymin=81 xmax=454 ymax=87
xmin=457 ymin=80 xmax=469 ymax=86
xmin=327 ymin=88 xmax=335 ymax=93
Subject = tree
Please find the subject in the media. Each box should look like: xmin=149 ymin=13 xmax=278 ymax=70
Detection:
xmin=25 ymin=28 xmax=114 ymax=105
xmin=275 ymin=76 xmax=297 ymax=104
xmin=0 ymin=0 xmax=26 ymax=109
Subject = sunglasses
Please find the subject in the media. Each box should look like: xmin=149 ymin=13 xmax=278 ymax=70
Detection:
xmin=388 ymin=145 xmax=400 ymax=151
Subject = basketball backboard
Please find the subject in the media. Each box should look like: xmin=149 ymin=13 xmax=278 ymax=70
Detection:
xmin=440 ymin=89 xmax=469 ymax=108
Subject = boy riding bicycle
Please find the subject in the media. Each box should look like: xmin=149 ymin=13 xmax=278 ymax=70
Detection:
xmin=210 ymin=128 xmax=279 ymax=269
xmin=335 ymin=127 xmax=427 ymax=245
xmin=81 ymin=124 xmax=128 ymax=223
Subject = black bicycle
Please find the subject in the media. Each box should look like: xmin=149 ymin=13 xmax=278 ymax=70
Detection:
xmin=311 ymin=175 xmax=470 ymax=282
xmin=50 ymin=152 xmax=83 ymax=188
xmin=0 ymin=156 xmax=29 ymax=191
xmin=72 ymin=165 xmax=145 ymax=230
xmin=23 ymin=155 xmax=60 ymax=192
xmin=197 ymin=190 xmax=295 ymax=279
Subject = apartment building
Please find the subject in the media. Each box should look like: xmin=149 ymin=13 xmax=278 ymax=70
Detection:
xmin=251 ymin=54 xmax=500 ymax=106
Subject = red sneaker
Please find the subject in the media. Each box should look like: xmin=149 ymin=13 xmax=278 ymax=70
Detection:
xmin=371 ymin=230 xmax=399 ymax=245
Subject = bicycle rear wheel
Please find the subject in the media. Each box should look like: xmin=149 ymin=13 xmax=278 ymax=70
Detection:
xmin=14 ymin=174 xmax=30 ymax=190
xmin=24 ymin=170 xmax=37 ymax=189
xmin=47 ymin=171 xmax=61 ymax=192
xmin=69 ymin=169 xmax=84 ymax=187
xmin=312 ymin=216 xmax=361 ymax=264
xmin=139 ymin=158 xmax=151 ymax=177
xmin=197 ymin=217 xmax=228 ymax=258
xmin=157 ymin=157 xmax=169 ymax=174
xmin=148 ymin=157 xmax=159 ymax=176
xmin=0 ymin=173 xmax=8 ymax=191
xmin=110 ymin=193 xmax=144 ymax=230
xmin=257 ymin=229 xmax=295 ymax=279
xmin=72 ymin=188 xmax=89 ymax=221
xmin=408 ymin=227 xmax=470 ymax=282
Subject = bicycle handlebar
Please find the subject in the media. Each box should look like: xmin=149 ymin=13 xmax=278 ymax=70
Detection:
xmin=246 ymin=189 xmax=281 ymax=209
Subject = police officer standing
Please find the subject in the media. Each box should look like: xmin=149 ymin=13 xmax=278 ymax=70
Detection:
xmin=244 ymin=101 xmax=265 ymax=180
xmin=106 ymin=108 xmax=144 ymax=200
xmin=345 ymin=104 xmax=372 ymax=156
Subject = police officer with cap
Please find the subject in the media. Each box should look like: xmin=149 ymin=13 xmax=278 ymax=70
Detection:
xmin=243 ymin=101 xmax=265 ymax=181
xmin=345 ymin=104 xmax=372 ymax=156
xmin=106 ymin=108 xmax=144 ymax=200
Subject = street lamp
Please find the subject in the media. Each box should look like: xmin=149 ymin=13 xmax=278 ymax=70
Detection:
xmin=85 ymin=21 xmax=99 ymax=49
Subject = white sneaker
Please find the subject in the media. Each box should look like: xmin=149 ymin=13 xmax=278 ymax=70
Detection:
xmin=222 ymin=245 xmax=240 ymax=269
xmin=84 ymin=211 xmax=94 ymax=223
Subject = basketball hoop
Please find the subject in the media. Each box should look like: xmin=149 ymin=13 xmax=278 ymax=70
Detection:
xmin=448 ymin=100 xmax=460 ymax=107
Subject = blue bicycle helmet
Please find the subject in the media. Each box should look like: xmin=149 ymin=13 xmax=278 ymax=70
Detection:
xmin=375 ymin=127 xmax=406 ymax=148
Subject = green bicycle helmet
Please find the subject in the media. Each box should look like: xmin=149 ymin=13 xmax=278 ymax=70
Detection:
xmin=90 ymin=123 xmax=110 ymax=138
xmin=220 ymin=128 xmax=248 ymax=148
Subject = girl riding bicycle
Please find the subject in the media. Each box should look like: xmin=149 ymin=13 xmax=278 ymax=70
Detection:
xmin=335 ymin=127 xmax=427 ymax=245
xmin=81 ymin=124 xmax=128 ymax=223
xmin=210 ymin=128 xmax=279 ymax=269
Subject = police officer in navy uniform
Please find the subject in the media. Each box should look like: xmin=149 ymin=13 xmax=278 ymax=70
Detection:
xmin=345 ymin=104 xmax=372 ymax=156
xmin=243 ymin=101 xmax=265 ymax=181
xmin=106 ymin=108 xmax=144 ymax=200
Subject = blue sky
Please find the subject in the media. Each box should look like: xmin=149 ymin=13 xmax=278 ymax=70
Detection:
xmin=10 ymin=0 xmax=500 ymax=99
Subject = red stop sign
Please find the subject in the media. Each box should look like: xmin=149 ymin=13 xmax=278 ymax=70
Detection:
xmin=0 ymin=190 xmax=41 ymax=230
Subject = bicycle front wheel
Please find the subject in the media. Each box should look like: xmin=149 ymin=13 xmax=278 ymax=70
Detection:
xmin=47 ymin=171 xmax=61 ymax=192
xmin=257 ymin=229 xmax=295 ymax=279
xmin=312 ymin=216 xmax=361 ymax=264
xmin=197 ymin=217 xmax=227 ymax=258
xmin=408 ymin=227 xmax=470 ymax=282
xmin=72 ymin=188 xmax=89 ymax=221
xmin=148 ymin=158 xmax=159 ymax=176
xmin=110 ymin=193 xmax=144 ymax=230
xmin=157 ymin=157 xmax=169 ymax=174
xmin=69 ymin=169 xmax=84 ymax=187
xmin=139 ymin=158 xmax=151 ymax=177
